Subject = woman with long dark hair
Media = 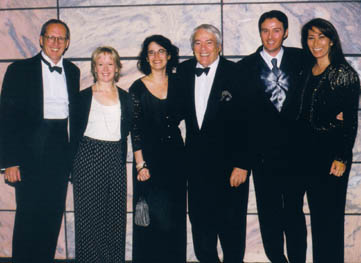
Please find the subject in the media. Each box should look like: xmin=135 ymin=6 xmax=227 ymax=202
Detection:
xmin=299 ymin=18 xmax=360 ymax=262
xmin=130 ymin=35 xmax=186 ymax=263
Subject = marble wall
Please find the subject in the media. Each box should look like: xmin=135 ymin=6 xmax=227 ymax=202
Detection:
xmin=0 ymin=0 xmax=361 ymax=262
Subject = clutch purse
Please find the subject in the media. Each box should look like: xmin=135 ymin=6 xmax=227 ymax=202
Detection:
xmin=134 ymin=196 xmax=150 ymax=227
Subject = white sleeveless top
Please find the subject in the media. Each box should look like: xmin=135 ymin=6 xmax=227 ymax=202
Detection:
xmin=84 ymin=97 xmax=121 ymax=141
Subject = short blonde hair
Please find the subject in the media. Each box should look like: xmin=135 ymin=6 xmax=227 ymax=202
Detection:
xmin=91 ymin=46 xmax=122 ymax=82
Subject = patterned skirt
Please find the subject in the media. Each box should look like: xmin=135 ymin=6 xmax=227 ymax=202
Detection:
xmin=73 ymin=136 xmax=127 ymax=263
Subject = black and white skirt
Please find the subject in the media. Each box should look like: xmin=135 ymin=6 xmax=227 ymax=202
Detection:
xmin=73 ymin=136 xmax=127 ymax=263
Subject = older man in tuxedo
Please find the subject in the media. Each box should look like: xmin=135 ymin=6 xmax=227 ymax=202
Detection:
xmin=237 ymin=10 xmax=307 ymax=263
xmin=177 ymin=24 xmax=249 ymax=263
xmin=0 ymin=19 xmax=80 ymax=263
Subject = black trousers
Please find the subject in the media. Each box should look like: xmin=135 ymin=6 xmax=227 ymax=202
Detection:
xmin=188 ymin=177 xmax=249 ymax=263
xmin=12 ymin=119 xmax=69 ymax=263
xmin=253 ymin=167 xmax=307 ymax=263
xmin=306 ymin=162 xmax=350 ymax=263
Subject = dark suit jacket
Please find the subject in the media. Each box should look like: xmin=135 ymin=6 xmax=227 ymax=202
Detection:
xmin=237 ymin=46 xmax=305 ymax=173
xmin=70 ymin=86 xmax=131 ymax=164
xmin=0 ymin=53 xmax=80 ymax=176
xmin=177 ymin=56 xmax=246 ymax=192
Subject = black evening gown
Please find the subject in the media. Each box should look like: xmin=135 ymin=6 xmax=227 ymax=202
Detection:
xmin=130 ymin=75 xmax=186 ymax=263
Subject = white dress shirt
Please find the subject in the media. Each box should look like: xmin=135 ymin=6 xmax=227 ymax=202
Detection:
xmin=41 ymin=51 xmax=69 ymax=119
xmin=194 ymin=56 xmax=220 ymax=129
xmin=260 ymin=47 xmax=284 ymax=70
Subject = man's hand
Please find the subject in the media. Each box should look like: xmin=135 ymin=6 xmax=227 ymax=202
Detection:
xmin=230 ymin=167 xmax=248 ymax=187
xmin=4 ymin=166 xmax=21 ymax=183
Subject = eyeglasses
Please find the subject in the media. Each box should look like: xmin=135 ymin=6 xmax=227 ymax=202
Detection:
xmin=43 ymin=35 xmax=68 ymax=44
xmin=148 ymin=49 xmax=167 ymax=56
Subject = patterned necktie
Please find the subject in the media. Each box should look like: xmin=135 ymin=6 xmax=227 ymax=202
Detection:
xmin=41 ymin=56 xmax=62 ymax=74
xmin=271 ymin=58 xmax=279 ymax=77
xmin=195 ymin=67 xmax=210 ymax=77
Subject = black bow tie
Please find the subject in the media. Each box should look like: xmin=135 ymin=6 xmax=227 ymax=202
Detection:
xmin=195 ymin=67 xmax=210 ymax=77
xmin=41 ymin=56 xmax=62 ymax=74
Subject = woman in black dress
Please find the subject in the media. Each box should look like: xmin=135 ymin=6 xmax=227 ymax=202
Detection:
xmin=298 ymin=18 xmax=360 ymax=262
xmin=130 ymin=35 xmax=186 ymax=263
xmin=72 ymin=46 xmax=131 ymax=263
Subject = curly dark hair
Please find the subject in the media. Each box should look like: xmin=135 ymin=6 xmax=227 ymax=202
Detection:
xmin=137 ymin=35 xmax=179 ymax=75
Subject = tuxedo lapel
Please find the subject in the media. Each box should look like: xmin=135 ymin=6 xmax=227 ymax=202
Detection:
xmin=32 ymin=54 xmax=44 ymax=120
xmin=64 ymin=59 xmax=77 ymax=105
xmin=187 ymin=60 xmax=200 ymax=130
xmin=279 ymin=48 xmax=301 ymax=114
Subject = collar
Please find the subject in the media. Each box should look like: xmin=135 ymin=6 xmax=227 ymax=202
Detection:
xmin=260 ymin=47 xmax=284 ymax=69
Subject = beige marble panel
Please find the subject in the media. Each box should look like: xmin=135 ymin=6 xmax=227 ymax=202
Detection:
xmin=65 ymin=212 xmax=75 ymax=258
xmin=0 ymin=0 xmax=56 ymax=8
xmin=0 ymin=62 xmax=10 ymax=94
xmin=0 ymin=178 xmax=16 ymax=210
xmin=0 ymin=211 xmax=14 ymax=257
xmin=346 ymin=164 xmax=361 ymax=213
xmin=55 ymin=217 xmax=67 ymax=259
xmin=60 ymin=5 xmax=221 ymax=58
xmin=0 ymin=10 xmax=57 ymax=59
xmin=345 ymin=215 xmax=361 ymax=263
xmin=65 ymin=182 xmax=74 ymax=211
xmin=60 ymin=0 xmax=220 ymax=6
xmin=223 ymin=2 xmax=361 ymax=55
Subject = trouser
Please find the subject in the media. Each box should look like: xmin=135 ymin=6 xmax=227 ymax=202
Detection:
xmin=306 ymin=165 xmax=350 ymax=263
xmin=189 ymin=177 xmax=249 ymax=263
xmin=12 ymin=119 xmax=69 ymax=263
xmin=253 ymin=168 xmax=307 ymax=263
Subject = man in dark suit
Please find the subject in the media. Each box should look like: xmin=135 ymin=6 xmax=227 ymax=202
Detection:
xmin=177 ymin=24 xmax=249 ymax=263
xmin=0 ymin=19 xmax=80 ymax=263
xmin=237 ymin=10 xmax=307 ymax=263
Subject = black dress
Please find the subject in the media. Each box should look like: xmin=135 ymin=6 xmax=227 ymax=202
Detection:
xmin=130 ymin=76 xmax=186 ymax=263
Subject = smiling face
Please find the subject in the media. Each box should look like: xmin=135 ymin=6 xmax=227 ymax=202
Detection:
xmin=307 ymin=26 xmax=332 ymax=64
xmin=39 ymin=23 xmax=69 ymax=64
xmin=260 ymin=18 xmax=288 ymax=57
xmin=147 ymin=41 xmax=170 ymax=72
xmin=94 ymin=52 xmax=117 ymax=83
xmin=192 ymin=28 xmax=221 ymax=67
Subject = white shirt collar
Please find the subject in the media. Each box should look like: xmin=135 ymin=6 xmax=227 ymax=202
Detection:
xmin=260 ymin=47 xmax=284 ymax=69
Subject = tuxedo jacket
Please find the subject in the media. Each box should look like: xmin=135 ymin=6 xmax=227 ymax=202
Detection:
xmin=70 ymin=86 xmax=131 ymax=164
xmin=236 ymin=46 xmax=305 ymax=171
xmin=0 ymin=53 xmax=80 ymax=175
xmin=177 ymin=56 xmax=246 ymax=190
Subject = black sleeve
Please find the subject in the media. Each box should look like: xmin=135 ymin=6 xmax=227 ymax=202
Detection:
xmin=129 ymin=81 xmax=144 ymax=152
xmin=0 ymin=63 xmax=25 ymax=168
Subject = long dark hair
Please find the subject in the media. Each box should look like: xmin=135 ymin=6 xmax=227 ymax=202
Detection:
xmin=137 ymin=35 xmax=179 ymax=75
xmin=301 ymin=18 xmax=347 ymax=66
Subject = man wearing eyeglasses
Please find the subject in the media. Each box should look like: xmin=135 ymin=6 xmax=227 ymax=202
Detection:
xmin=0 ymin=19 xmax=80 ymax=263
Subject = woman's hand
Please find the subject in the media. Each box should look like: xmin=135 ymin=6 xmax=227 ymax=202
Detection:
xmin=329 ymin=160 xmax=346 ymax=177
xmin=137 ymin=168 xmax=151 ymax=181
